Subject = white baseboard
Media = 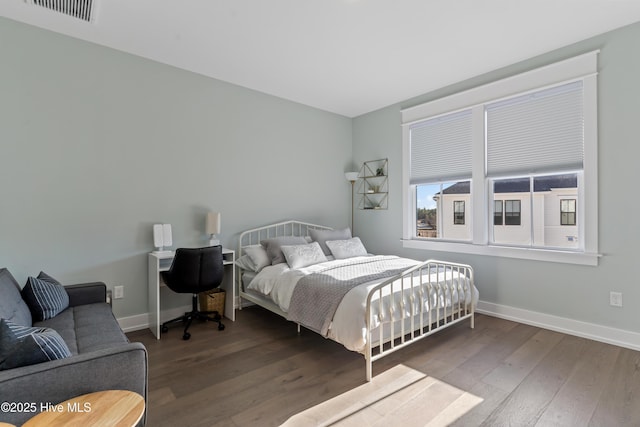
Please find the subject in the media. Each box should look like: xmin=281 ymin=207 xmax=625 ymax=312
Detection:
xmin=477 ymin=300 xmax=640 ymax=352
xmin=117 ymin=305 xmax=191 ymax=333
xmin=118 ymin=300 xmax=640 ymax=352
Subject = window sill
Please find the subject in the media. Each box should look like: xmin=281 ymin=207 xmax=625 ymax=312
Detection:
xmin=402 ymin=239 xmax=600 ymax=266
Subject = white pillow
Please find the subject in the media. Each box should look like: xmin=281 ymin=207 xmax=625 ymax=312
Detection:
xmin=235 ymin=255 xmax=258 ymax=272
xmin=309 ymin=228 xmax=352 ymax=255
xmin=236 ymin=245 xmax=271 ymax=272
xmin=325 ymin=237 xmax=368 ymax=259
xmin=260 ymin=236 xmax=308 ymax=265
xmin=281 ymin=242 xmax=327 ymax=269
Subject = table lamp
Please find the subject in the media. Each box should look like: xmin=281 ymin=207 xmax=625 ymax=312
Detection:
xmin=206 ymin=212 xmax=221 ymax=246
xmin=153 ymin=224 xmax=172 ymax=253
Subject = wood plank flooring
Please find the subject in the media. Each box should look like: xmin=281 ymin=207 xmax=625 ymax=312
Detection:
xmin=126 ymin=307 xmax=640 ymax=426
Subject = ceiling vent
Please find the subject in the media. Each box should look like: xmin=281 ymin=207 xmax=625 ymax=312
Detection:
xmin=25 ymin=0 xmax=95 ymax=22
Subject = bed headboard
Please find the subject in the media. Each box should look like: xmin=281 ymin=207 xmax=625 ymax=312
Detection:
xmin=238 ymin=220 xmax=333 ymax=258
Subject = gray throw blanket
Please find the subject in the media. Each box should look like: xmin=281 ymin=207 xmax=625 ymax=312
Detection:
xmin=287 ymin=256 xmax=417 ymax=336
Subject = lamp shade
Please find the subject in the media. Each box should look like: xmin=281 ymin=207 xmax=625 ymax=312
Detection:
xmin=206 ymin=212 xmax=221 ymax=235
xmin=345 ymin=172 xmax=359 ymax=182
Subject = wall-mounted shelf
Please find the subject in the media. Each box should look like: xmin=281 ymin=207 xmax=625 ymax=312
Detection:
xmin=357 ymin=158 xmax=388 ymax=210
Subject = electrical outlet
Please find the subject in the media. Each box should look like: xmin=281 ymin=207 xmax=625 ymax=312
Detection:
xmin=609 ymin=291 xmax=622 ymax=307
xmin=114 ymin=285 xmax=124 ymax=299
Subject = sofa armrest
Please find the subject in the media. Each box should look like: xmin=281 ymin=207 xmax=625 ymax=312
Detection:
xmin=65 ymin=282 xmax=107 ymax=307
xmin=0 ymin=342 xmax=148 ymax=426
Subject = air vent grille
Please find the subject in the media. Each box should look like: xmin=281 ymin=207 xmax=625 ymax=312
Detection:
xmin=25 ymin=0 xmax=95 ymax=22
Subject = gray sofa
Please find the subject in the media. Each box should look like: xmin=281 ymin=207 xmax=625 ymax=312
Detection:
xmin=0 ymin=268 xmax=147 ymax=426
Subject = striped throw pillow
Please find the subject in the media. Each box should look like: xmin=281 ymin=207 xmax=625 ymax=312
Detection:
xmin=0 ymin=319 xmax=71 ymax=370
xmin=21 ymin=275 xmax=69 ymax=321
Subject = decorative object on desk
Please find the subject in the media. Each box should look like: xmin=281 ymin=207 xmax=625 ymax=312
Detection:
xmin=345 ymin=171 xmax=359 ymax=233
xmin=206 ymin=211 xmax=221 ymax=246
xmin=152 ymin=224 xmax=173 ymax=253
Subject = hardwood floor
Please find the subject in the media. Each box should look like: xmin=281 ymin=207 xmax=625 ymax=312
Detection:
xmin=127 ymin=307 xmax=640 ymax=426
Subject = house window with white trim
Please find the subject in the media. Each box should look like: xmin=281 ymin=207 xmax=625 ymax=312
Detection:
xmin=504 ymin=200 xmax=521 ymax=226
xmin=561 ymin=199 xmax=577 ymax=226
xmin=401 ymin=52 xmax=598 ymax=265
xmin=454 ymin=201 xmax=465 ymax=225
xmin=494 ymin=200 xmax=503 ymax=225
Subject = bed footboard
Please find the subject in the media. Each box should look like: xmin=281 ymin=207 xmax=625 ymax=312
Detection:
xmin=364 ymin=259 xmax=475 ymax=381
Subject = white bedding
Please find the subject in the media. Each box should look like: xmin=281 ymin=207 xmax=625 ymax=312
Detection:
xmin=246 ymin=255 xmax=478 ymax=353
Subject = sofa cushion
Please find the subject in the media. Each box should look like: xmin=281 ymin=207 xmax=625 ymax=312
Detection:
xmin=0 ymin=319 xmax=71 ymax=370
xmin=22 ymin=274 xmax=70 ymax=321
xmin=0 ymin=268 xmax=32 ymax=326
xmin=36 ymin=303 xmax=128 ymax=355
xmin=36 ymin=309 xmax=78 ymax=355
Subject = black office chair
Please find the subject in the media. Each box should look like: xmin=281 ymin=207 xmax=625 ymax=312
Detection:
xmin=160 ymin=246 xmax=225 ymax=340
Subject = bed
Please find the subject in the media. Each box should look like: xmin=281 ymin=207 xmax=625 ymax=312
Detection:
xmin=236 ymin=220 xmax=478 ymax=381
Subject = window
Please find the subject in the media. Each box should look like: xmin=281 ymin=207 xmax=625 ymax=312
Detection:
xmin=504 ymin=200 xmax=521 ymax=226
xmin=491 ymin=174 xmax=579 ymax=248
xmin=454 ymin=201 xmax=465 ymax=225
xmin=402 ymin=51 xmax=598 ymax=265
xmin=410 ymin=109 xmax=472 ymax=242
xmin=494 ymin=201 xmax=503 ymax=225
xmin=416 ymin=181 xmax=471 ymax=241
xmin=561 ymin=199 xmax=577 ymax=226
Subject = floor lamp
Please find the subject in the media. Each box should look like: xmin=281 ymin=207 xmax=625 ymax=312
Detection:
xmin=345 ymin=172 xmax=359 ymax=233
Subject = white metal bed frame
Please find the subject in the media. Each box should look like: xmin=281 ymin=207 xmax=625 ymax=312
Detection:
xmin=237 ymin=220 xmax=475 ymax=381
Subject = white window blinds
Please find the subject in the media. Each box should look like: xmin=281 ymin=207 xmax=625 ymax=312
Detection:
xmin=409 ymin=109 xmax=473 ymax=184
xmin=486 ymin=81 xmax=584 ymax=176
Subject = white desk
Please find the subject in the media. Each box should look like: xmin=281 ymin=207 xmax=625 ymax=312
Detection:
xmin=148 ymin=248 xmax=235 ymax=339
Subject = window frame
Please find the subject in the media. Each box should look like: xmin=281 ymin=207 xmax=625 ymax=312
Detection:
xmin=401 ymin=51 xmax=599 ymax=266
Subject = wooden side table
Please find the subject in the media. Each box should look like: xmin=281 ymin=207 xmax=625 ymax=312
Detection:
xmin=23 ymin=390 xmax=144 ymax=427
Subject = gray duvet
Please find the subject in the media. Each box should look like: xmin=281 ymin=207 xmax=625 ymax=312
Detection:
xmin=287 ymin=255 xmax=417 ymax=335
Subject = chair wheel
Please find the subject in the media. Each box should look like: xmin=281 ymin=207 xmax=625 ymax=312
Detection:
xmin=218 ymin=323 xmax=225 ymax=331
xmin=182 ymin=332 xmax=191 ymax=340
xmin=161 ymin=325 xmax=168 ymax=333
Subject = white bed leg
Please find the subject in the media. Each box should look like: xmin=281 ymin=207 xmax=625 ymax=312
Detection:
xmin=470 ymin=313 xmax=475 ymax=329
xmin=297 ymin=323 xmax=301 ymax=335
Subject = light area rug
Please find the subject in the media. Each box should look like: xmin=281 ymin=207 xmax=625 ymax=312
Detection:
xmin=281 ymin=364 xmax=483 ymax=427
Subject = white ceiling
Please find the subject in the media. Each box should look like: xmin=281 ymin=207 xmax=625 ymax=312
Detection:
xmin=2 ymin=1 xmax=640 ymax=117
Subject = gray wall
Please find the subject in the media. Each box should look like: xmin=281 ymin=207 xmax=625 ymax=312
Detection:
xmin=352 ymin=21 xmax=640 ymax=334
xmin=0 ymin=17 xmax=353 ymax=318
xmin=3 ymin=14 xmax=639 ymax=336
